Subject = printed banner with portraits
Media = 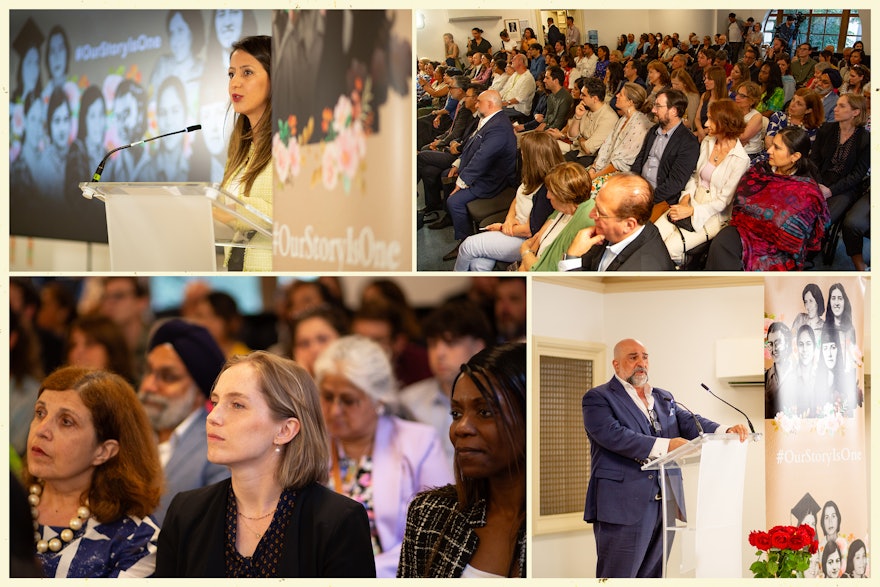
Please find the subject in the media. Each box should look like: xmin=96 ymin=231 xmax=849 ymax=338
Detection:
xmin=764 ymin=276 xmax=869 ymax=579
xmin=10 ymin=10 xmax=272 ymax=243
xmin=271 ymin=10 xmax=412 ymax=271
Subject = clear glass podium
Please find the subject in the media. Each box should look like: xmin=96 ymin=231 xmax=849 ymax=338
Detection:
xmin=79 ymin=182 xmax=272 ymax=271
xmin=642 ymin=432 xmax=762 ymax=578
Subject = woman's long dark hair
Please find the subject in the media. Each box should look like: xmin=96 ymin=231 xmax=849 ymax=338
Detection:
xmin=773 ymin=126 xmax=820 ymax=181
xmin=222 ymin=35 xmax=272 ymax=197
xmin=760 ymin=61 xmax=784 ymax=105
xmin=826 ymin=282 xmax=854 ymax=331
xmin=450 ymin=342 xmax=526 ymax=508
xmin=424 ymin=342 xmax=526 ymax=577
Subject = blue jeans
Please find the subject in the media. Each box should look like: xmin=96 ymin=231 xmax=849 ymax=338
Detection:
xmin=454 ymin=230 xmax=525 ymax=271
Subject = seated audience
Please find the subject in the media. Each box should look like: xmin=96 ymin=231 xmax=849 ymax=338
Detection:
xmin=670 ymin=68 xmax=700 ymax=131
xmin=841 ymin=63 xmax=869 ymax=95
xmin=757 ymin=61 xmax=786 ymax=117
xmin=352 ymin=301 xmax=432 ymax=388
xmin=399 ymin=299 xmax=493 ymax=468
xmin=417 ymin=74 xmax=467 ymax=150
xmin=654 ymin=99 xmax=749 ymax=265
xmin=811 ymin=92 xmax=871 ymax=225
xmin=291 ymin=304 xmax=349 ymax=376
xmin=139 ymin=318 xmax=229 ymax=525
xmin=489 ymin=60 xmax=510 ymax=92
xmin=455 ymin=132 xmax=561 ymax=271
xmin=417 ymin=64 xmax=449 ymax=117
xmin=733 ymin=80 xmax=766 ymax=160
xmin=157 ymin=351 xmax=376 ymax=578
xmin=561 ymin=172 xmax=675 ymax=271
xmin=313 ymin=336 xmax=453 ymax=577
xmin=512 ymin=77 xmax=548 ymax=133
xmin=630 ymin=88 xmax=700 ymax=206
xmin=585 ymin=83 xmax=653 ymax=193
xmin=500 ymin=54 xmax=537 ymax=122
xmin=432 ymin=90 xmax=517 ymax=261
xmin=644 ymin=60 xmax=670 ymax=111
xmin=775 ymin=54 xmax=797 ymax=104
xmin=26 ymin=367 xmax=161 ymax=577
xmin=398 ymin=343 xmax=526 ymax=578
xmin=190 ymin=291 xmax=251 ymax=359
xmin=757 ymin=87 xmax=824 ymax=164
xmin=547 ymin=77 xmax=618 ymax=166
xmin=65 ymin=314 xmax=134 ymax=383
xmin=705 ymin=127 xmax=829 ymax=270
xmin=527 ymin=42 xmax=547 ymax=80
xmin=696 ymin=65 xmax=728 ymax=141
xmin=418 ymin=83 xmax=481 ymax=224
xmin=815 ymin=68 xmax=843 ymax=122
xmin=515 ymin=162 xmax=596 ymax=272
xmin=791 ymin=42 xmax=817 ymax=88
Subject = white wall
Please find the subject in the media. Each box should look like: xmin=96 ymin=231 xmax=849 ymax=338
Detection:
xmin=531 ymin=277 xmax=766 ymax=578
xmin=416 ymin=9 xmax=538 ymax=61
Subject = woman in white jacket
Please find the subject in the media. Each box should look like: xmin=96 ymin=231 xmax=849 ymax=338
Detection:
xmin=654 ymin=99 xmax=750 ymax=265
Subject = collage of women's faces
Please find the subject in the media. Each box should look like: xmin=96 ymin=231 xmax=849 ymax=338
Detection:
xmin=10 ymin=11 xmax=266 ymax=243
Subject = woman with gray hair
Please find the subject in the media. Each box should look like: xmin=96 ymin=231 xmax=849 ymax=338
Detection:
xmin=313 ymin=335 xmax=452 ymax=578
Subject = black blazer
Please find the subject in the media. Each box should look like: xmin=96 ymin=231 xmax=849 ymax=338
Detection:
xmin=574 ymin=222 xmax=675 ymax=271
xmin=630 ymin=122 xmax=700 ymax=205
xmin=810 ymin=123 xmax=871 ymax=197
xmin=155 ymin=479 xmax=376 ymax=578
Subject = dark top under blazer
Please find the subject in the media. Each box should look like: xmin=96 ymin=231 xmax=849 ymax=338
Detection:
xmin=630 ymin=122 xmax=700 ymax=205
xmin=809 ymin=123 xmax=870 ymax=197
xmin=155 ymin=479 xmax=376 ymax=578
xmin=574 ymin=222 xmax=675 ymax=271
xmin=582 ymin=377 xmax=720 ymax=525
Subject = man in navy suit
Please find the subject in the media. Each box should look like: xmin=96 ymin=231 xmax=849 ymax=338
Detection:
xmin=630 ymin=88 xmax=700 ymax=206
xmin=138 ymin=318 xmax=230 ymax=525
xmin=436 ymin=89 xmax=517 ymax=260
xmin=582 ymin=338 xmax=749 ymax=577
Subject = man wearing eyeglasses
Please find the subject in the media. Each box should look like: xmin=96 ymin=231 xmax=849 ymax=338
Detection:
xmin=630 ymin=88 xmax=699 ymax=208
xmin=558 ymin=172 xmax=674 ymax=271
xmin=138 ymin=318 xmax=229 ymax=524
xmin=582 ymin=338 xmax=749 ymax=577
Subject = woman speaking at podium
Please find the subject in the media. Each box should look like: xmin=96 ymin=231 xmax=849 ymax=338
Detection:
xmin=215 ymin=35 xmax=273 ymax=271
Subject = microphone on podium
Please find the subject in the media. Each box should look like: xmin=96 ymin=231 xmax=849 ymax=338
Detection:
xmin=91 ymin=125 xmax=202 ymax=182
xmin=701 ymin=382 xmax=756 ymax=434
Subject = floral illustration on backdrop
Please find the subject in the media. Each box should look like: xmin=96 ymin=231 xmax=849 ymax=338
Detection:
xmin=272 ymin=9 xmax=411 ymax=194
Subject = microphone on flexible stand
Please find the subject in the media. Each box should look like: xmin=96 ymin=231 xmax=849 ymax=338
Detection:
xmin=673 ymin=399 xmax=704 ymax=436
xmin=91 ymin=125 xmax=202 ymax=182
xmin=701 ymin=382 xmax=756 ymax=434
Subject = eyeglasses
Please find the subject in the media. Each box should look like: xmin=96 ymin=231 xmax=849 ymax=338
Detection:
xmin=647 ymin=407 xmax=662 ymax=435
xmin=320 ymin=393 xmax=362 ymax=409
xmin=736 ymin=92 xmax=749 ymax=98
xmin=143 ymin=366 xmax=189 ymax=387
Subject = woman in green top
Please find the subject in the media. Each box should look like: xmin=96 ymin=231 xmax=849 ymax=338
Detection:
xmin=517 ymin=162 xmax=596 ymax=272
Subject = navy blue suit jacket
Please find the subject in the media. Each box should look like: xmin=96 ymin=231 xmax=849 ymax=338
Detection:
xmin=630 ymin=122 xmax=700 ymax=205
xmin=457 ymin=111 xmax=517 ymax=199
xmin=582 ymin=377 xmax=719 ymax=526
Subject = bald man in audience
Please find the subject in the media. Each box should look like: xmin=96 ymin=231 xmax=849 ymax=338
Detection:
xmin=559 ymin=173 xmax=674 ymax=271
xmin=433 ymin=89 xmax=517 ymax=261
xmin=500 ymin=53 xmax=537 ymax=122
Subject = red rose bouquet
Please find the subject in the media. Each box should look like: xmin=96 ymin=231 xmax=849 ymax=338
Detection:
xmin=748 ymin=524 xmax=819 ymax=577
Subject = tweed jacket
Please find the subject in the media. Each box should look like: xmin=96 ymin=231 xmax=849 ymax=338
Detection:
xmin=397 ymin=485 xmax=526 ymax=578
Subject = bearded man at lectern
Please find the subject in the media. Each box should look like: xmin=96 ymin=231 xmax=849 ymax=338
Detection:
xmin=582 ymin=338 xmax=749 ymax=578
